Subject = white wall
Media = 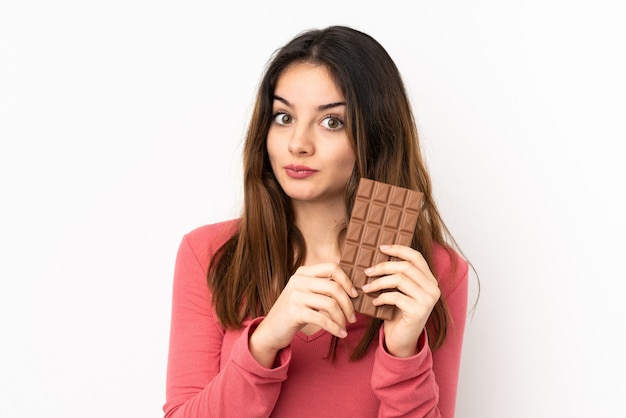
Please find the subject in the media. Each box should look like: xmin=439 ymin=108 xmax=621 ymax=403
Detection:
xmin=1 ymin=1 xmax=624 ymax=417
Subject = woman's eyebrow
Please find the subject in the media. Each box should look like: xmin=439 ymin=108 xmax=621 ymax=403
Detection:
xmin=273 ymin=95 xmax=291 ymax=107
xmin=318 ymin=101 xmax=346 ymax=111
xmin=273 ymin=95 xmax=346 ymax=111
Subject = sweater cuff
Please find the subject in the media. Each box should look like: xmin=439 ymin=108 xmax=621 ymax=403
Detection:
xmin=232 ymin=317 xmax=292 ymax=379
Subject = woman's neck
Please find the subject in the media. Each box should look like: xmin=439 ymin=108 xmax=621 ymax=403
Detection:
xmin=292 ymin=200 xmax=347 ymax=265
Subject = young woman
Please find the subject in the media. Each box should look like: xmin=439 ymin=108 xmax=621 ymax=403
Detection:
xmin=164 ymin=25 xmax=469 ymax=418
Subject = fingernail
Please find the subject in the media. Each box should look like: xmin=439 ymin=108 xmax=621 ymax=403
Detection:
xmin=339 ymin=329 xmax=348 ymax=338
xmin=350 ymin=287 xmax=359 ymax=298
xmin=379 ymin=244 xmax=391 ymax=251
xmin=349 ymin=313 xmax=357 ymax=323
xmin=364 ymin=267 xmax=374 ymax=275
xmin=361 ymin=283 xmax=370 ymax=292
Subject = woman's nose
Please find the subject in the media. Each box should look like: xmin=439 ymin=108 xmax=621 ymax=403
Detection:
xmin=288 ymin=125 xmax=314 ymax=156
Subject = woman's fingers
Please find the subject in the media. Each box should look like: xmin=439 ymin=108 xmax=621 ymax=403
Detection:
xmin=363 ymin=245 xmax=438 ymax=288
xmin=272 ymin=262 xmax=358 ymax=336
xmin=294 ymin=263 xmax=358 ymax=321
xmin=360 ymin=245 xmax=441 ymax=312
xmin=377 ymin=244 xmax=431 ymax=274
xmin=349 ymin=244 xmax=443 ymax=358
xmin=299 ymin=295 xmax=350 ymax=337
xmin=291 ymin=266 xmax=357 ymax=324
xmin=369 ymin=278 xmax=439 ymax=314
xmin=252 ymin=262 xmax=359 ymax=365
xmin=362 ymin=266 xmax=440 ymax=297
xmin=296 ymin=263 xmax=359 ymax=298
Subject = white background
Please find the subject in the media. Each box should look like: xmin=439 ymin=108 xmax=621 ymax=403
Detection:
xmin=1 ymin=1 xmax=625 ymax=417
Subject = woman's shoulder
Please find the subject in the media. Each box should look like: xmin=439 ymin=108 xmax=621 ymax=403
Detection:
xmin=185 ymin=218 xmax=240 ymax=240
xmin=431 ymin=242 xmax=469 ymax=298
xmin=181 ymin=218 xmax=240 ymax=264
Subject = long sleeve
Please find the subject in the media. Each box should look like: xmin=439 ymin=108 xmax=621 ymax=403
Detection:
xmin=163 ymin=224 xmax=291 ymax=418
xmin=371 ymin=245 xmax=469 ymax=418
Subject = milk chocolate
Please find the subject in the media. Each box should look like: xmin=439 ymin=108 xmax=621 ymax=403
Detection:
xmin=339 ymin=178 xmax=423 ymax=320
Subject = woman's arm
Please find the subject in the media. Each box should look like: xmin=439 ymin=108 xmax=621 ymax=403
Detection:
xmin=370 ymin=246 xmax=469 ymax=418
xmin=163 ymin=231 xmax=290 ymax=418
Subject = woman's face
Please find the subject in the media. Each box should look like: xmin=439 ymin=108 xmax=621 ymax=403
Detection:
xmin=267 ymin=62 xmax=356 ymax=207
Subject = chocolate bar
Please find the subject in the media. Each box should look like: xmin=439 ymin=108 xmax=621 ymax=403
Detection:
xmin=339 ymin=178 xmax=423 ymax=320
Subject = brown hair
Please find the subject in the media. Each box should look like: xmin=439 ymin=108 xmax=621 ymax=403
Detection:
xmin=209 ymin=25 xmax=461 ymax=360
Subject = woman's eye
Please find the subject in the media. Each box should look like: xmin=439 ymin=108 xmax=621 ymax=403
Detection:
xmin=273 ymin=112 xmax=293 ymax=125
xmin=321 ymin=116 xmax=344 ymax=130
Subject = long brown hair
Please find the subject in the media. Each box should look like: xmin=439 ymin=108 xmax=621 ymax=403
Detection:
xmin=209 ymin=26 xmax=460 ymax=359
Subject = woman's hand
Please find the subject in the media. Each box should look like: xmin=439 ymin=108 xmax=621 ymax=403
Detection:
xmin=249 ymin=263 xmax=358 ymax=367
xmin=361 ymin=245 xmax=441 ymax=358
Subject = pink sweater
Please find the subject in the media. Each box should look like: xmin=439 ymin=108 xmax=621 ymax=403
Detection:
xmin=164 ymin=219 xmax=468 ymax=418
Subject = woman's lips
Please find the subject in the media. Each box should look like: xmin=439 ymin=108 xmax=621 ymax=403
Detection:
xmin=285 ymin=165 xmax=318 ymax=179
